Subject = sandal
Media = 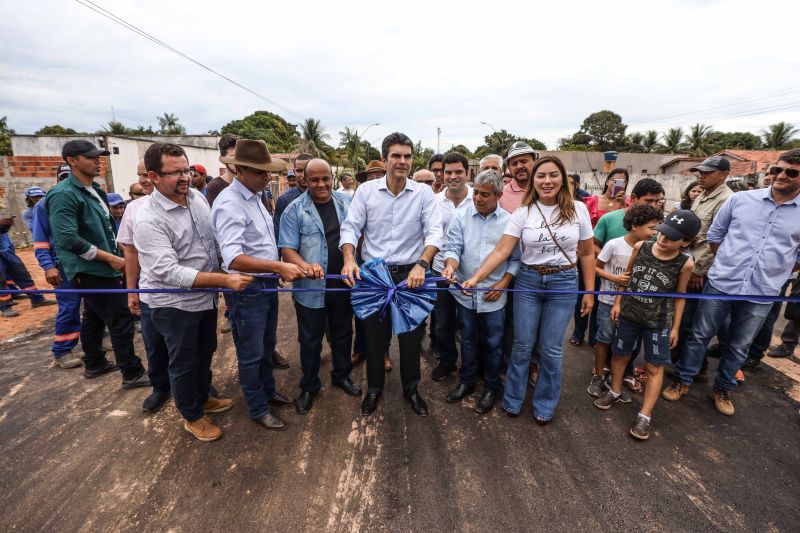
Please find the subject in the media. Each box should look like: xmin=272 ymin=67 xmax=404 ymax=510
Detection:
xmin=569 ymin=335 xmax=583 ymax=347
xmin=623 ymin=375 xmax=643 ymax=394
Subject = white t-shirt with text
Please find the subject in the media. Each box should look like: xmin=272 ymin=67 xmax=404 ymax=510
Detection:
xmin=597 ymin=236 xmax=634 ymax=305
xmin=504 ymin=201 xmax=593 ymax=266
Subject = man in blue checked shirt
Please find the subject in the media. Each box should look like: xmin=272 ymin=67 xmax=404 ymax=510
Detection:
xmin=278 ymin=159 xmax=362 ymax=415
xmin=441 ymin=169 xmax=520 ymax=414
xmin=664 ymin=148 xmax=800 ymax=417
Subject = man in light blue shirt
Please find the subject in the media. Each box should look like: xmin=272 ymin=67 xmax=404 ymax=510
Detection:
xmin=340 ymin=132 xmax=444 ymax=418
xmin=211 ymin=139 xmax=306 ymax=432
xmin=278 ymin=159 xmax=362 ymax=415
xmin=665 ymin=149 xmax=800 ymax=416
xmin=441 ymin=170 xmax=520 ymax=413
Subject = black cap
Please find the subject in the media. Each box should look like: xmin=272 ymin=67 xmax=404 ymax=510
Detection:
xmin=56 ymin=163 xmax=71 ymax=181
xmin=61 ymin=139 xmax=110 ymax=160
xmin=690 ymin=156 xmax=730 ymax=172
xmin=655 ymin=210 xmax=701 ymax=241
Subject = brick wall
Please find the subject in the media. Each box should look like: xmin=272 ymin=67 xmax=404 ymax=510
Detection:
xmin=0 ymin=156 xmax=109 ymax=247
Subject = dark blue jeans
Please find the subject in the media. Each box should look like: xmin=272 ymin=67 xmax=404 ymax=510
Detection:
xmin=0 ymin=249 xmax=47 ymax=303
xmin=150 ymin=306 xmax=216 ymax=421
xmin=456 ymin=303 xmax=504 ymax=391
xmin=432 ymin=273 xmax=459 ymax=367
xmin=139 ymin=302 xmax=170 ymax=395
xmin=294 ymin=291 xmax=353 ymax=393
xmin=228 ymin=280 xmax=279 ymax=418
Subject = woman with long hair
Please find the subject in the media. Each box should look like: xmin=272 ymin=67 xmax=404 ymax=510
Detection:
xmin=676 ymin=180 xmax=703 ymax=211
xmin=584 ymin=168 xmax=629 ymax=226
xmin=462 ymin=156 xmax=595 ymax=423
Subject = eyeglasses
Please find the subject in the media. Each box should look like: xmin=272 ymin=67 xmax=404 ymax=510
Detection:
xmin=157 ymin=169 xmax=194 ymax=178
xmin=768 ymin=166 xmax=800 ymax=179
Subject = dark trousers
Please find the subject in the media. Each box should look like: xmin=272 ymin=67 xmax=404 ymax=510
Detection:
xmin=363 ymin=269 xmax=423 ymax=395
xmin=457 ymin=303 xmax=504 ymax=391
xmin=139 ymin=302 xmax=170 ymax=394
xmin=228 ymin=280 xmax=279 ymax=418
xmin=0 ymin=249 xmax=46 ymax=303
xmin=431 ymin=273 xmax=458 ymax=367
xmin=295 ymin=292 xmax=354 ymax=393
xmin=72 ymin=273 xmax=143 ymax=380
xmin=150 ymin=306 xmax=216 ymax=421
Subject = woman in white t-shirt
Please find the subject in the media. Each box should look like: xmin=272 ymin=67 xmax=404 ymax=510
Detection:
xmin=462 ymin=156 xmax=595 ymax=423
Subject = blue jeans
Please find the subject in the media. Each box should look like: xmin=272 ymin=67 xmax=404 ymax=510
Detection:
xmin=502 ymin=268 xmax=578 ymax=419
xmin=0 ymin=249 xmax=47 ymax=303
xmin=228 ymin=280 xmax=280 ymax=418
xmin=52 ymin=269 xmax=82 ymax=358
xmin=294 ymin=292 xmax=353 ymax=393
xmin=139 ymin=302 xmax=170 ymax=395
xmin=675 ymin=283 xmax=771 ymax=391
xmin=456 ymin=303 xmax=504 ymax=391
xmin=150 ymin=306 xmax=216 ymax=421
xmin=431 ymin=273 xmax=458 ymax=367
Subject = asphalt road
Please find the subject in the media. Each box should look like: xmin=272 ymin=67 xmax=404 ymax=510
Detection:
xmin=1 ymin=294 xmax=798 ymax=532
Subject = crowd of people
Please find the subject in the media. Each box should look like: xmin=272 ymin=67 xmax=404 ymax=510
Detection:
xmin=4 ymin=132 xmax=799 ymax=443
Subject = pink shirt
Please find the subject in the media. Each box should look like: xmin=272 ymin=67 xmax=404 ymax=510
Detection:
xmin=499 ymin=180 xmax=526 ymax=213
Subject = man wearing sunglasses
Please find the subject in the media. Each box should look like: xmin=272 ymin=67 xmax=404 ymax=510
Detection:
xmin=664 ymin=149 xmax=800 ymax=417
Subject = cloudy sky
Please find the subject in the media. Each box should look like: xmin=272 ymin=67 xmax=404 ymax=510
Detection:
xmin=2 ymin=0 xmax=798 ymax=151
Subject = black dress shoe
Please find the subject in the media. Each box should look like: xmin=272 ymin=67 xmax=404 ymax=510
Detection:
xmin=142 ymin=390 xmax=171 ymax=412
xmin=269 ymin=391 xmax=296 ymax=407
xmin=332 ymin=377 xmax=362 ymax=397
xmin=295 ymin=391 xmax=317 ymax=414
xmin=361 ymin=392 xmax=380 ymax=416
xmin=475 ymin=390 xmax=497 ymax=414
xmin=501 ymin=405 xmax=519 ymax=418
xmin=534 ymin=416 xmax=551 ymax=426
xmin=252 ymin=412 xmax=287 ymax=431
xmin=122 ymin=370 xmax=151 ymax=390
xmin=431 ymin=363 xmax=456 ymax=382
xmin=84 ymin=360 xmax=118 ymax=379
xmin=445 ymin=383 xmax=475 ymax=403
xmin=404 ymin=389 xmax=429 ymax=416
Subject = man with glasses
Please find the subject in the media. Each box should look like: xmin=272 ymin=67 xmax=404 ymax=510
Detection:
xmin=664 ymin=149 xmax=800 ymax=416
xmin=212 ymin=139 xmax=306 ymax=431
xmin=47 ymin=140 xmax=149 ymax=387
xmin=429 ymin=154 xmax=445 ymax=193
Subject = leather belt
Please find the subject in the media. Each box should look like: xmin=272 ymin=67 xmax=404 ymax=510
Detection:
xmin=523 ymin=263 xmax=576 ymax=275
xmin=386 ymin=264 xmax=415 ymax=274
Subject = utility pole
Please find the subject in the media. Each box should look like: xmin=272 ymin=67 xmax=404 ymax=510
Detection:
xmin=436 ymin=127 xmax=441 ymax=153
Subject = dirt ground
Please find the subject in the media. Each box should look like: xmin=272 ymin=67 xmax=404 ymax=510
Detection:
xmin=0 ymin=249 xmax=58 ymax=340
xmin=1 ymin=287 xmax=799 ymax=532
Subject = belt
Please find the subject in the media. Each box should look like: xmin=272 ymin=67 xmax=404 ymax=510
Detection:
xmin=386 ymin=264 xmax=415 ymax=274
xmin=523 ymin=263 xmax=576 ymax=275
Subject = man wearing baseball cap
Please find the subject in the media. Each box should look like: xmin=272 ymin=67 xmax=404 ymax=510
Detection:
xmin=673 ymin=155 xmax=733 ymax=381
xmin=46 ymin=139 xmax=149 ymax=386
xmin=107 ymin=193 xmax=126 ymax=232
xmin=22 ymin=186 xmax=47 ymax=233
xmin=190 ymin=164 xmax=208 ymax=196
xmin=499 ymin=141 xmax=538 ymax=213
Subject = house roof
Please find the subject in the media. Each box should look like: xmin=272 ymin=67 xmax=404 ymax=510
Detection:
xmin=659 ymin=156 xmax=704 ymax=170
xmin=715 ymin=149 xmax=784 ymax=164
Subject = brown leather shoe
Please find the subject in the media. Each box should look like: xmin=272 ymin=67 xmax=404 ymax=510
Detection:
xmin=184 ymin=416 xmax=222 ymax=442
xmin=203 ymin=397 xmax=233 ymax=413
xmin=273 ymin=350 xmax=290 ymax=369
xmin=384 ymin=355 xmax=393 ymax=372
xmin=713 ymin=389 xmax=735 ymax=416
xmin=351 ymin=352 xmax=364 ymax=366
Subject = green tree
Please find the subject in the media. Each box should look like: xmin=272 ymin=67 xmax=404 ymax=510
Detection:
xmin=447 ymin=144 xmax=473 ymax=158
xmin=706 ymin=131 xmax=762 ymax=153
xmin=642 ymin=130 xmax=660 ymax=152
xmin=575 ymin=110 xmax=628 ymax=151
xmin=35 ymin=124 xmax=81 ymax=135
xmin=101 ymin=120 xmax=129 ymax=135
xmin=412 ymin=140 xmax=434 ymax=172
xmin=297 ymin=118 xmax=331 ymax=158
xmin=220 ymin=111 xmax=299 ymax=153
xmin=685 ymin=123 xmax=714 ymax=156
xmin=338 ymin=126 xmax=364 ymax=172
xmin=557 ymin=131 xmax=592 ymax=151
xmin=474 ymin=130 xmax=546 ymax=158
xmin=762 ymin=121 xmax=799 ymax=149
xmin=624 ymin=132 xmax=646 ymax=153
xmin=128 ymin=124 xmax=157 ymax=135
xmin=0 ymin=116 xmax=14 ymax=155
xmin=661 ymin=127 xmax=685 ymax=154
xmin=157 ymin=112 xmax=186 ymax=135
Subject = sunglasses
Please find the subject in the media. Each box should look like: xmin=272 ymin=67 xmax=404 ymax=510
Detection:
xmin=768 ymin=166 xmax=800 ymax=179
xmin=130 ymin=192 xmax=145 ymax=197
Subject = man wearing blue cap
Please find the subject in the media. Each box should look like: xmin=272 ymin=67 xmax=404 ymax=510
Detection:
xmin=22 ymin=186 xmax=47 ymax=233
xmin=106 ymin=193 xmax=126 ymax=232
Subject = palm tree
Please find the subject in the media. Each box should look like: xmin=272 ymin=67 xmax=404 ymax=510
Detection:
xmin=643 ymin=130 xmax=660 ymax=152
xmin=685 ymin=123 xmax=714 ymax=156
xmin=297 ymin=118 xmax=331 ymax=158
xmin=338 ymin=127 xmax=364 ymax=172
xmin=762 ymin=121 xmax=799 ymax=149
xmin=157 ymin=112 xmax=186 ymax=135
xmin=102 ymin=120 xmax=129 ymax=135
xmin=626 ymin=132 xmax=645 ymax=152
xmin=661 ymin=128 xmax=684 ymax=154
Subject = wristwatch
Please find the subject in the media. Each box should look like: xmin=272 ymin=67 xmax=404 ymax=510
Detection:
xmin=416 ymin=259 xmax=430 ymax=270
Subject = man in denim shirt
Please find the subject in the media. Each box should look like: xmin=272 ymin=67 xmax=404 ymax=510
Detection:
xmin=279 ymin=159 xmax=362 ymax=414
xmin=441 ymin=170 xmax=520 ymax=413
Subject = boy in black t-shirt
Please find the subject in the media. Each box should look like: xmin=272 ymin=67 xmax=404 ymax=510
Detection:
xmin=594 ymin=210 xmax=700 ymax=440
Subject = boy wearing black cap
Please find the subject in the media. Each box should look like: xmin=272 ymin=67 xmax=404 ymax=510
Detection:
xmin=594 ymin=210 xmax=700 ymax=440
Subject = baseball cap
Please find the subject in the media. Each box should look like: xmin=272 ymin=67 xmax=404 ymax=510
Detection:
xmin=61 ymin=139 xmax=110 ymax=160
xmin=106 ymin=193 xmax=125 ymax=206
xmin=506 ymin=141 xmax=539 ymax=162
xmin=287 ymin=169 xmax=295 ymax=178
xmin=655 ymin=210 xmax=701 ymax=241
xmin=25 ymin=186 xmax=47 ymax=198
xmin=56 ymin=163 xmax=71 ymax=181
xmin=191 ymin=163 xmax=207 ymax=174
xmin=690 ymin=156 xmax=730 ymax=172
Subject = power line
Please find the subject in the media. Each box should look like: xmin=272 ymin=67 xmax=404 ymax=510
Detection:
xmin=73 ymin=0 xmax=306 ymax=121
